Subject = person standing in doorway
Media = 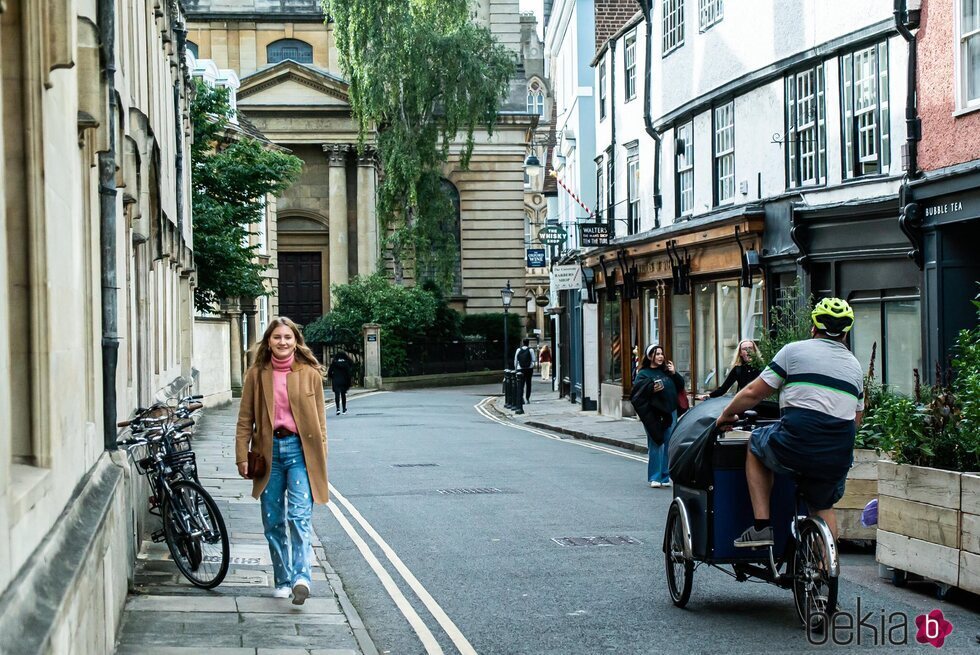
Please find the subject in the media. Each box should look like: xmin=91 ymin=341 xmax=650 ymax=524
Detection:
xmin=696 ymin=339 xmax=761 ymax=400
xmin=633 ymin=345 xmax=685 ymax=488
xmin=514 ymin=338 xmax=536 ymax=402
xmin=236 ymin=317 xmax=328 ymax=605
xmin=538 ymin=344 xmax=552 ymax=381
xmin=327 ymin=351 xmax=353 ymax=415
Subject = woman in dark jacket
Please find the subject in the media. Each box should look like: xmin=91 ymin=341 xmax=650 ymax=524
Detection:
xmin=633 ymin=344 xmax=686 ymax=488
xmin=696 ymin=339 xmax=761 ymax=400
xmin=327 ymin=351 xmax=353 ymax=415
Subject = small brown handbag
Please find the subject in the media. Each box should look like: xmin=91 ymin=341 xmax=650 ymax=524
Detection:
xmin=246 ymin=450 xmax=267 ymax=479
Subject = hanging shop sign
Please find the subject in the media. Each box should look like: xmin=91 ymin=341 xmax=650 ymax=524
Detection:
xmin=535 ymin=294 xmax=550 ymax=307
xmin=538 ymin=224 xmax=568 ymax=246
xmin=579 ymin=223 xmax=610 ymax=247
xmin=526 ymin=248 xmax=547 ymax=268
xmin=551 ymin=264 xmax=583 ymax=291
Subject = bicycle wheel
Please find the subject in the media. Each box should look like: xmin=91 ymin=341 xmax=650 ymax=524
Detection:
xmin=792 ymin=520 xmax=838 ymax=630
xmin=162 ymin=480 xmax=230 ymax=589
xmin=664 ymin=503 xmax=694 ymax=607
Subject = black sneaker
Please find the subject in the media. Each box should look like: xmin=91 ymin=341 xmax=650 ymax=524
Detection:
xmin=733 ymin=525 xmax=774 ymax=548
xmin=336 ymin=409 xmax=341 ymax=415
xmin=342 ymin=408 xmax=348 ymax=414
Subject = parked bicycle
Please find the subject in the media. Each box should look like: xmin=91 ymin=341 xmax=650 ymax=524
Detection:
xmin=117 ymin=394 xmax=230 ymax=589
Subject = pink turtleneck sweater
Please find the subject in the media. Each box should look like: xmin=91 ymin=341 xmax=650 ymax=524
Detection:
xmin=271 ymin=354 xmax=298 ymax=434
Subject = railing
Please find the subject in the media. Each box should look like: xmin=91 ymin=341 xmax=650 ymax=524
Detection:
xmin=386 ymin=339 xmax=506 ymax=378
xmin=313 ymin=342 xmax=364 ymax=387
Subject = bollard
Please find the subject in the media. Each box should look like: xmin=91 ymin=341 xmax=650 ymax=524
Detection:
xmin=504 ymin=369 xmax=514 ymax=409
xmin=514 ymin=370 xmax=525 ymax=415
xmin=502 ymin=371 xmax=508 ymax=407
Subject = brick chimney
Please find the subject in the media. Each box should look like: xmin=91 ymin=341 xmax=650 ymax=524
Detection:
xmin=595 ymin=0 xmax=642 ymax=53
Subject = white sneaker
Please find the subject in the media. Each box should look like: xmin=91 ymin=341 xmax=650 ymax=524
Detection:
xmin=661 ymin=480 xmax=672 ymax=488
xmin=649 ymin=481 xmax=662 ymax=488
xmin=291 ymin=580 xmax=310 ymax=605
xmin=272 ymin=587 xmax=290 ymax=599
xmin=336 ymin=409 xmax=341 ymax=415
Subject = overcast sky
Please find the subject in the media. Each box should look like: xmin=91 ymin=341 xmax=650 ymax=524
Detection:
xmin=519 ymin=0 xmax=544 ymax=37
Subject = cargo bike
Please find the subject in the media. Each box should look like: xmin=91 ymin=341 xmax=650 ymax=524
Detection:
xmin=662 ymin=398 xmax=839 ymax=628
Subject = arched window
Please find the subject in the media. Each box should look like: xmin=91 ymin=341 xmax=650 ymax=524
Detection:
xmin=527 ymin=79 xmax=545 ymax=115
xmin=441 ymin=180 xmax=463 ymax=295
xmin=186 ymin=41 xmax=199 ymax=58
xmin=267 ymin=38 xmax=314 ymax=65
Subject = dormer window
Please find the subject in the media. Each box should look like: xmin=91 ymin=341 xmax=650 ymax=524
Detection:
xmin=267 ymin=39 xmax=314 ymax=65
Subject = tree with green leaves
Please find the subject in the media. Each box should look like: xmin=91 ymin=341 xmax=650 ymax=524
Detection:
xmin=322 ymin=0 xmax=516 ymax=291
xmin=191 ymin=80 xmax=303 ymax=312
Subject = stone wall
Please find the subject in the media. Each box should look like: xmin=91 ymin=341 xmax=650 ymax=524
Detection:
xmin=193 ymin=318 xmax=234 ymax=406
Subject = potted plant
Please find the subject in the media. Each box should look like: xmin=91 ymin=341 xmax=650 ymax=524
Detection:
xmin=874 ymin=295 xmax=980 ymax=595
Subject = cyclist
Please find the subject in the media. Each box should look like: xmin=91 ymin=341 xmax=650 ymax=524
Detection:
xmin=715 ymin=298 xmax=864 ymax=548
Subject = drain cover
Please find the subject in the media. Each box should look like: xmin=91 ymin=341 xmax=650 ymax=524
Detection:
xmin=391 ymin=463 xmax=439 ymax=468
xmin=552 ymin=536 xmax=642 ymax=547
xmin=436 ymin=487 xmax=505 ymax=495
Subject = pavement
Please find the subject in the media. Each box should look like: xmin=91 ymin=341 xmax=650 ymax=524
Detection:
xmin=488 ymin=379 xmax=649 ymax=453
xmin=113 ymin=390 xmax=378 ymax=655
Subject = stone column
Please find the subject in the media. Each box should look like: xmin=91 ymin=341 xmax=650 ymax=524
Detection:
xmin=356 ymin=148 xmax=379 ymax=276
xmin=362 ymin=323 xmax=382 ymax=389
xmin=240 ymin=297 xmax=258 ymax=367
xmin=324 ymin=144 xmax=350 ymax=300
xmin=221 ymin=297 xmax=244 ymax=397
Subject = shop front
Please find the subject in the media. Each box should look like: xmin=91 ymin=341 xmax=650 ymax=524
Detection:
xmin=907 ymin=165 xmax=980 ymax=375
xmin=792 ymin=198 xmax=922 ymax=394
xmin=584 ymin=210 xmax=766 ymax=416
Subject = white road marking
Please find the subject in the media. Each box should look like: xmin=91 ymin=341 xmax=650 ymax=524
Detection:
xmin=325 ymin=499 xmax=445 ymax=655
xmin=473 ymin=397 xmax=648 ymax=463
xmin=330 ymin=484 xmax=479 ymax=655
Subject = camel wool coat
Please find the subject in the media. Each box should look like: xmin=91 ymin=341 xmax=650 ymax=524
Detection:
xmin=235 ymin=360 xmax=329 ymax=504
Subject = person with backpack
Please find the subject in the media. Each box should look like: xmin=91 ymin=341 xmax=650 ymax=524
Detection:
xmin=514 ymin=339 xmax=537 ymax=402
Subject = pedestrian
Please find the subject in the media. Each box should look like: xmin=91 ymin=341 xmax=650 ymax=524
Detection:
xmin=696 ymin=339 xmax=761 ymax=400
xmin=327 ymin=350 xmax=353 ymax=415
xmin=538 ymin=344 xmax=552 ymax=381
xmin=633 ymin=345 xmax=685 ymax=488
xmin=514 ymin=338 xmax=536 ymax=402
xmin=235 ymin=317 xmax=328 ymax=605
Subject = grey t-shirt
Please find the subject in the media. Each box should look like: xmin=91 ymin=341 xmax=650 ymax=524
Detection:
xmin=759 ymin=338 xmax=865 ymax=420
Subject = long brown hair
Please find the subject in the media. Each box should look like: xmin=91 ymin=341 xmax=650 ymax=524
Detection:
xmin=249 ymin=317 xmax=323 ymax=371
xmin=640 ymin=345 xmax=667 ymax=371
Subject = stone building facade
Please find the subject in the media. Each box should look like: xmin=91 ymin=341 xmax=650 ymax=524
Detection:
xmin=0 ymin=1 xmax=195 ymax=652
xmin=185 ymin=0 xmax=533 ymax=328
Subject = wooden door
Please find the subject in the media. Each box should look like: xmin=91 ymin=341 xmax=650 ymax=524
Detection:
xmin=278 ymin=252 xmax=323 ymax=327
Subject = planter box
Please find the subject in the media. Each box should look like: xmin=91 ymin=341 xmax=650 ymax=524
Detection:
xmin=836 ymin=448 xmax=878 ymax=541
xmin=959 ymin=473 xmax=980 ymax=594
xmin=876 ymin=461 xmax=961 ymax=587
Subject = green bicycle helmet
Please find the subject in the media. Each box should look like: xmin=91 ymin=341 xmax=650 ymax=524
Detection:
xmin=811 ymin=297 xmax=855 ymax=336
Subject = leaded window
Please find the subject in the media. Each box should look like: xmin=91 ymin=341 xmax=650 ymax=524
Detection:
xmin=699 ymin=0 xmax=723 ymax=31
xmin=599 ymin=61 xmax=607 ymax=120
xmin=713 ymin=102 xmax=735 ymax=204
xmin=527 ymin=79 xmax=545 ymax=115
xmin=785 ymin=64 xmax=827 ymax=187
xmin=627 ymin=152 xmax=640 ymax=234
xmin=841 ymin=43 xmax=890 ymax=178
xmin=663 ymin=0 xmax=685 ymax=55
xmin=676 ymin=121 xmax=694 ymax=216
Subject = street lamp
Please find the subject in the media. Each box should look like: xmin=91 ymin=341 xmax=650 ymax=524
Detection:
xmin=500 ymin=280 xmax=514 ymax=369
xmin=524 ymin=154 xmax=542 ymax=177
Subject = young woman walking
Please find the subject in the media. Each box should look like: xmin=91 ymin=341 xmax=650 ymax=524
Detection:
xmin=236 ymin=317 xmax=328 ymax=604
xmin=634 ymin=345 xmax=686 ymax=488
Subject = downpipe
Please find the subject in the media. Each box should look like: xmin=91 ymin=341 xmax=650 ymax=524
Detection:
xmin=99 ymin=0 xmax=120 ymax=451
xmin=894 ymin=0 xmax=923 ymax=266
xmin=640 ymin=0 xmax=663 ymax=228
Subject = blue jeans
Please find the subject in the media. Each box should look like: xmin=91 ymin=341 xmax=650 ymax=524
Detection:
xmin=261 ymin=435 xmax=313 ymax=588
xmin=647 ymin=411 xmax=677 ymax=483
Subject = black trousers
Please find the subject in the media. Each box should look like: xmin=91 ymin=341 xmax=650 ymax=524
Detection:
xmin=520 ymin=367 xmax=534 ymax=400
xmin=334 ymin=390 xmax=347 ymax=411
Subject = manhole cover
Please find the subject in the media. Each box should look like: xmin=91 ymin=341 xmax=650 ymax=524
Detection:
xmin=436 ymin=487 xmax=505 ymax=495
xmin=552 ymin=536 xmax=642 ymax=547
xmin=391 ymin=463 xmax=439 ymax=468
